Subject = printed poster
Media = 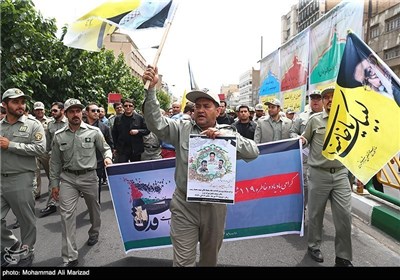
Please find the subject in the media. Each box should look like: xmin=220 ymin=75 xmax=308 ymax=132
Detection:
xmin=187 ymin=134 xmax=237 ymax=204
xmin=106 ymin=139 xmax=304 ymax=253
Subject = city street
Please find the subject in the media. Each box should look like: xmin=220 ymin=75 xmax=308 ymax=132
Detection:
xmin=3 ymin=172 xmax=400 ymax=269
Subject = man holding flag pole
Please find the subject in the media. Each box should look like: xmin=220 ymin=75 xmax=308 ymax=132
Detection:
xmin=300 ymin=31 xmax=400 ymax=267
xmin=142 ymin=66 xmax=259 ymax=267
xmin=301 ymin=86 xmax=353 ymax=267
xmin=322 ymin=31 xmax=400 ymax=186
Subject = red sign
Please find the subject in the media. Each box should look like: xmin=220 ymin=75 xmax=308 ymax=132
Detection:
xmin=108 ymin=93 xmax=122 ymax=103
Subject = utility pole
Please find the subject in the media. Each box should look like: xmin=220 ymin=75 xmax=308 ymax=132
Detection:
xmin=260 ymin=36 xmax=263 ymax=60
xmin=365 ymin=0 xmax=372 ymax=43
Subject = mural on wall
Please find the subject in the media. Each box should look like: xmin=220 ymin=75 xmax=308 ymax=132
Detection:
xmin=259 ymin=50 xmax=280 ymax=105
xmin=309 ymin=1 xmax=364 ymax=92
xmin=280 ymin=29 xmax=309 ymax=113
xmin=259 ymin=1 xmax=364 ymax=111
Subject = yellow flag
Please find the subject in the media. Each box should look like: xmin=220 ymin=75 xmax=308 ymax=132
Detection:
xmin=322 ymin=32 xmax=400 ymax=184
xmin=181 ymin=89 xmax=187 ymax=110
xmin=63 ymin=0 xmax=177 ymax=52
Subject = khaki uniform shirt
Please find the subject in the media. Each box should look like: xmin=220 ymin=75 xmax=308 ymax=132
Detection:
xmin=301 ymin=110 xmax=344 ymax=168
xmin=290 ymin=111 xmax=314 ymax=138
xmin=144 ymin=88 xmax=260 ymax=195
xmin=46 ymin=116 xmax=68 ymax=152
xmin=37 ymin=116 xmax=52 ymax=131
xmin=141 ymin=132 xmax=162 ymax=161
xmin=49 ymin=122 xmax=112 ymax=187
xmin=0 ymin=115 xmax=46 ymax=174
xmin=254 ymin=115 xmax=292 ymax=144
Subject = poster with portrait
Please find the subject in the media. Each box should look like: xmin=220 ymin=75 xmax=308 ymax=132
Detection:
xmin=187 ymin=134 xmax=237 ymax=204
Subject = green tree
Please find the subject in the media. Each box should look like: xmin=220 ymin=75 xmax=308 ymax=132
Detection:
xmin=156 ymin=89 xmax=171 ymax=111
xmin=1 ymin=0 xmax=145 ymax=110
xmin=1 ymin=0 xmax=62 ymax=97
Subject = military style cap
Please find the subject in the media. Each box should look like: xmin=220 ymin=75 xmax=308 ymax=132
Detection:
xmin=2 ymin=88 xmax=31 ymax=101
xmin=309 ymin=89 xmax=322 ymax=97
xmin=255 ymin=103 xmax=264 ymax=111
xmin=64 ymin=98 xmax=85 ymax=111
xmin=321 ymin=86 xmax=335 ymax=97
xmin=286 ymin=107 xmax=295 ymax=114
xmin=285 ymin=107 xmax=295 ymax=114
xmin=249 ymin=106 xmax=255 ymax=112
xmin=265 ymin=98 xmax=281 ymax=107
xmin=33 ymin=101 xmax=45 ymax=110
xmin=186 ymin=88 xmax=220 ymax=106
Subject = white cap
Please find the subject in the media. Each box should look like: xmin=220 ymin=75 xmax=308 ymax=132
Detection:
xmin=64 ymin=98 xmax=85 ymax=111
xmin=265 ymin=98 xmax=281 ymax=107
xmin=286 ymin=107 xmax=295 ymax=114
xmin=255 ymin=103 xmax=264 ymax=111
xmin=33 ymin=102 xmax=45 ymax=110
xmin=2 ymin=88 xmax=31 ymax=101
xmin=186 ymin=89 xmax=220 ymax=106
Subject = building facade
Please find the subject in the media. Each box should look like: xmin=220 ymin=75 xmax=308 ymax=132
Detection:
xmin=220 ymin=84 xmax=239 ymax=105
xmin=366 ymin=2 xmax=400 ymax=76
xmin=238 ymin=68 xmax=260 ymax=107
xmin=103 ymin=32 xmax=166 ymax=90
xmin=103 ymin=33 xmax=147 ymax=79
xmin=281 ymin=0 xmax=400 ymax=76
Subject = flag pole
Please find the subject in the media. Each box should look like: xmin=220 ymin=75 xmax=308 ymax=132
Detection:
xmin=144 ymin=20 xmax=174 ymax=90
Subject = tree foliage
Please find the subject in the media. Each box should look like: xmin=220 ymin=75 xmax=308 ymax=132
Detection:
xmin=1 ymin=0 xmax=168 ymax=112
xmin=156 ymin=89 xmax=172 ymax=111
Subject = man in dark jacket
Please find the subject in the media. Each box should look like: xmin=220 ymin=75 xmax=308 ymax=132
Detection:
xmin=216 ymin=101 xmax=234 ymax=125
xmin=85 ymin=103 xmax=114 ymax=203
xmin=231 ymin=105 xmax=257 ymax=140
xmin=112 ymin=98 xmax=149 ymax=163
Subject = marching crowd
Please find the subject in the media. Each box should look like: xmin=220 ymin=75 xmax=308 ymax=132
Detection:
xmin=1 ymin=66 xmax=355 ymax=267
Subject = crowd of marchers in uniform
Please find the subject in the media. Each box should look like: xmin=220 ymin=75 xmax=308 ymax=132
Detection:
xmin=3 ymin=69 xmax=374 ymax=267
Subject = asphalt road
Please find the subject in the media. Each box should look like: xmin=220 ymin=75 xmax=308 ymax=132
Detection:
xmin=3 ymin=173 xmax=400 ymax=269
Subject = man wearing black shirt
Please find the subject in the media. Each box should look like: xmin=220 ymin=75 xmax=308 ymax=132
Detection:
xmin=112 ymin=98 xmax=149 ymax=163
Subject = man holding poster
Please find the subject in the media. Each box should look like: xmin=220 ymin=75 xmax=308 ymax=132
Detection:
xmin=142 ymin=66 xmax=259 ymax=267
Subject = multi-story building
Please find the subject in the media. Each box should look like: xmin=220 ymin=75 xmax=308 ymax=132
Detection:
xmin=281 ymin=3 xmax=299 ymax=43
xmin=103 ymin=33 xmax=147 ymax=78
xmin=366 ymin=2 xmax=400 ymax=76
xmin=281 ymin=0 xmax=400 ymax=76
xmin=103 ymin=32 xmax=166 ymax=90
xmin=238 ymin=68 xmax=260 ymax=107
xmin=220 ymin=84 xmax=239 ymax=104
xmin=227 ymin=91 xmax=241 ymax=111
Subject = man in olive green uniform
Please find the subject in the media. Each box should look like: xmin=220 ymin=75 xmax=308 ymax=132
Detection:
xmin=1 ymin=88 xmax=46 ymax=267
xmin=300 ymin=87 xmax=353 ymax=267
xmin=32 ymin=101 xmax=51 ymax=199
xmin=40 ymin=101 xmax=68 ymax=217
xmin=290 ymin=89 xmax=323 ymax=208
xmin=49 ymin=98 xmax=112 ymax=267
xmin=142 ymin=67 xmax=259 ymax=267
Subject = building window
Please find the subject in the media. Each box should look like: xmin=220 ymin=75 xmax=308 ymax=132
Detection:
xmin=384 ymin=46 xmax=400 ymax=60
xmin=370 ymin=25 xmax=379 ymax=39
xmin=385 ymin=15 xmax=400 ymax=32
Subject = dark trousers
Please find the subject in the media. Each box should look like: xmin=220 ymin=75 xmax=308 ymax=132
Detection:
xmin=96 ymin=167 xmax=105 ymax=203
xmin=372 ymin=175 xmax=384 ymax=193
xmin=115 ymin=152 xmax=141 ymax=163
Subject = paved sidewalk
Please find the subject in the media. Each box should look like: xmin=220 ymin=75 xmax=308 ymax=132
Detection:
xmin=351 ymin=185 xmax=400 ymax=242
